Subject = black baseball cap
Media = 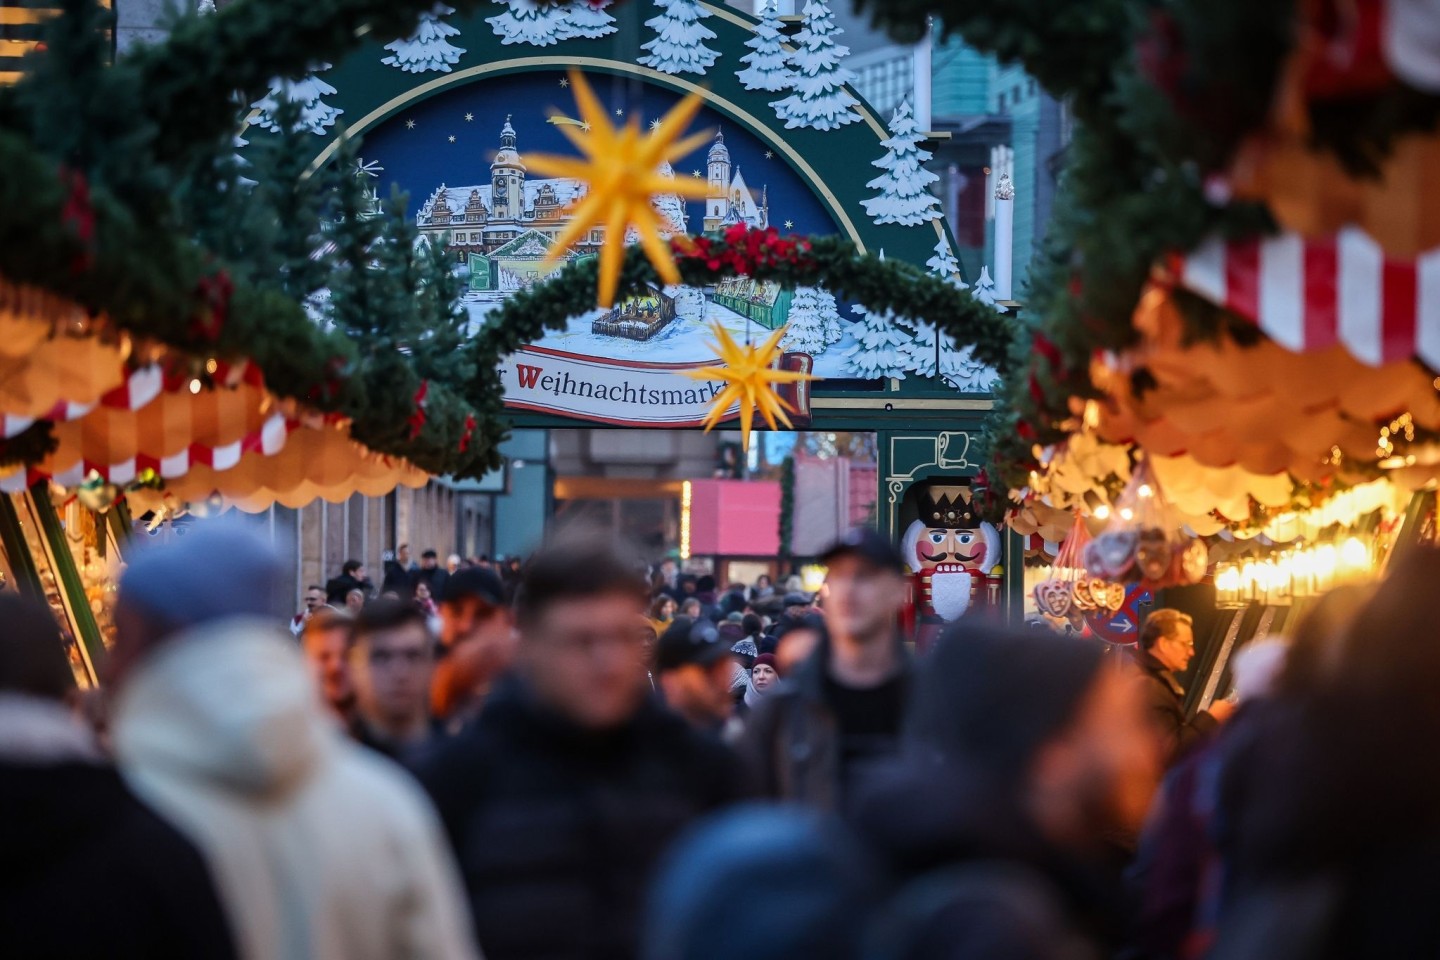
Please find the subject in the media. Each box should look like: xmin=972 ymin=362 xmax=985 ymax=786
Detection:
xmin=656 ymin=617 xmax=734 ymax=672
xmin=782 ymin=591 xmax=812 ymax=608
xmin=441 ymin=566 xmax=506 ymax=606
xmin=820 ymin=527 xmax=906 ymax=574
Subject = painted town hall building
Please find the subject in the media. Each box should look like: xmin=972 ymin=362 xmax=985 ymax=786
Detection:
xmin=417 ymin=118 xmax=769 ymax=290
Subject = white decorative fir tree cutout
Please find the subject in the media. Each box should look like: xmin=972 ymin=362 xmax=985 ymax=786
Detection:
xmin=251 ymin=66 xmax=343 ymax=135
xmin=901 ymin=239 xmax=998 ymax=390
xmin=972 ymin=265 xmax=1004 ymax=308
xmin=840 ymin=303 xmax=910 ymax=379
xmin=770 ymin=0 xmax=859 ymax=131
xmin=383 ymin=4 xmax=466 ymax=74
xmin=818 ymin=288 xmax=843 ymax=345
xmin=565 ymin=0 xmax=618 ymax=39
xmin=638 ymin=0 xmax=720 ymax=77
xmin=862 ymin=98 xmax=942 ymax=226
xmin=736 ymin=0 xmax=791 ymax=92
xmin=487 ymin=0 xmax=572 ymax=46
xmin=780 ymin=286 xmax=828 ymax=355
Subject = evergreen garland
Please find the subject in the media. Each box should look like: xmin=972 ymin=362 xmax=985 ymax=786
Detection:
xmin=778 ymin=454 xmax=795 ymax=561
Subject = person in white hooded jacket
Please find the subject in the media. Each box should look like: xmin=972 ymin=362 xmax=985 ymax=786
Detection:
xmin=108 ymin=521 xmax=481 ymax=960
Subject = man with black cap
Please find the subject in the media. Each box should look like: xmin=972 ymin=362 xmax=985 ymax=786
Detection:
xmin=655 ymin=617 xmax=738 ymax=733
xmin=856 ymin=624 xmax=1160 ymax=959
xmin=742 ymin=527 xmax=913 ymax=812
xmin=431 ymin=565 xmax=514 ymax=725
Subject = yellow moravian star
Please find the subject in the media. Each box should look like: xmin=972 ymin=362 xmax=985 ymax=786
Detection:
xmin=526 ymin=69 xmax=713 ymax=308
xmin=682 ymin=324 xmax=820 ymax=449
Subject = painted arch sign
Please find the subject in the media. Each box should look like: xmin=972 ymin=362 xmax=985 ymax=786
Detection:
xmin=248 ymin=0 xmax=993 ymax=426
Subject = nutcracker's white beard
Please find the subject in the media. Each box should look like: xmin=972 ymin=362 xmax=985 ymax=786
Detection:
xmin=930 ymin=571 xmax=973 ymax=621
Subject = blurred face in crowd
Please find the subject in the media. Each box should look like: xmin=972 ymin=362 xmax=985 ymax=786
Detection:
xmin=421 ymin=553 xmax=438 ymax=570
xmin=345 ymin=589 xmax=365 ymax=613
xmin=657 ymin=597 xmax=676 ymax=620
xmin=751 ymin=661 xmax=778 ymax=692
xmin=352 ymin=621 xmax=434 ymax=729
xmin=823 ymin=554 xmax=906 ymax=644
xmin=303 ymin=587 xmax=326 ymax=614
xmin=447 ymin=554 xmax=462 ymax=573
xmin=1153 ymin=622 xmax=1197 ymax=673
xmin=517 ymin=590 xmax=649 ymax=729
xmin=415 ymin=581 xmax=433 ymax=604
xmin=397 ymin=544 xmax=411 ymax=566
xmin=680 ymin=598 xmax=703 ymax=620
xmin=662 ymin=657 xmax=736 ymax=727
xmin=1028 ymin=667 xmax=1161 ymax=844
xmin=352 ymin=565 xmax=368 ymax=582
xmin=303 ymin=622 xmax=355 ymax=717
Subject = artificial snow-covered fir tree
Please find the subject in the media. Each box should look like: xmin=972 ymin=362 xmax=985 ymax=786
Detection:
xmin=972 ymin=265 xmax=1004 ymax=308
xmin=781 ymin=286 xmax=828 ymax=355
xmin=383 ymin=4 xmax=466 ymax=74
xmin=736 ymin=1 xmax=791 ymax=92
xmin=818 ymin=288 xmax=843 ymax=345
xmin=840 ymin=304 xmax=909 ymax=379
xmin=251 ymin=67 xmax=343 ymax=135
xmin=863 ymin=98 xmax=942 ymax=226
xmin=565 ymin=0 xmax=618 ymax=39
xmin=770 ymin=0 xmax=859 ymax=131
xmin=639 ymin=0 xmax=720 ymax=76
xmin=487 ymin=0 xmax=571 ymax=46
xmin=926 ymin=235 xmax=963 ymax=282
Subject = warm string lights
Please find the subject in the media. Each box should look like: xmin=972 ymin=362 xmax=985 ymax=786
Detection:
xmin=1214 ymin=536 xmax=1373 ymax=608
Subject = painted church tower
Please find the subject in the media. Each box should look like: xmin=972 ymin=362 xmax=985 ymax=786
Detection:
xmin=490 ymin=116 xmax=525 ymax=221
xmin=704 ymin=130 xmax=732 ymax=233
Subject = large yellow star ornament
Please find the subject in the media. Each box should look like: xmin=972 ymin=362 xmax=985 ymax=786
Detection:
xmin=682 ymin=324 xmax=820 ymax=449
xmin=527 ymin=70 xmax=713 ymax=307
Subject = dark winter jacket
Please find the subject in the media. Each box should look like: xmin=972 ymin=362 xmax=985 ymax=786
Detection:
xmin=740 ymin=635 xmax=910 ymax=812
xmin=1132 ymin=648 xmax=1218 ymax=767
xmin=417 ymin=675 xmax=749 ymax=960
xmin=857 ymin=757 xmax=1127 ymax=960
xmin=0 ymin=759 xmax=237 ymax=959
xmin=325 ymin=572 xmax=371 ymax=605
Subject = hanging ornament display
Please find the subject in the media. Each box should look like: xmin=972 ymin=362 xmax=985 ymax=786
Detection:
xmin=1033 ymin=513 xmax=1125 ymax=621
xmin=1082 ymin=456 xmax=1209 ymax=587
xmin=524 ymin=69 xmax=712 ymax=307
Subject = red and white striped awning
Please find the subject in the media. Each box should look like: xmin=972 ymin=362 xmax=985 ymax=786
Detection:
xmin=1 ymin=364 xmax=165 ymax=438
xmin=1177 ymin=228 xmax=1440 ymax=369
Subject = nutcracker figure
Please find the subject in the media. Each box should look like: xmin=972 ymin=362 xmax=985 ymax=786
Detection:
xmin=900 ymin=483 xmax=1002 ymax=646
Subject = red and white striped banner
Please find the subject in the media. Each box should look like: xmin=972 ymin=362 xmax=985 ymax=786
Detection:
xmin=1177 ymin=229 xmax=1440 ymax=369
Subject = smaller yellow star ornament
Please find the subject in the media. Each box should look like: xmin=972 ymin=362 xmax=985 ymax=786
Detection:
xmin=526 ymin=70 xmax=713 ymax=307
xmin=682 ymin=324 xmax=820 ymax=449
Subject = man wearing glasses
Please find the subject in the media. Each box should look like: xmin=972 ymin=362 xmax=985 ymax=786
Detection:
xmin=417 ymin=533 xmax=748 ymax=960
xmin=1133 ymin=608 xmax=1233 ymax=768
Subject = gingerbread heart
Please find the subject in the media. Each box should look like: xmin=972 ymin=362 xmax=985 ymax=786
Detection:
xmin=1072 ymin=578 xmax=1097 ymax=611
xmin=1180 ymin=539 xmax=1209 ymax=584
xmin=1135 ymin=528 xmax=1171 ymax=582
xmin=1034 ymin=578 xmax=1072 ymax=618
xmin=1103 ymin=582 xmax=1126 ymax=611
xmin=1090 ymin=530 xmax=1138 ymax=580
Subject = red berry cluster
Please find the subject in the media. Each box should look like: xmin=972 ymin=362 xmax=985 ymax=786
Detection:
xmin=673 ymin=225 xmax=812 ymax=277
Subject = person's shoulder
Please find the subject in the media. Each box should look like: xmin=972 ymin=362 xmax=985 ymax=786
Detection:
xmin=328 ymin=740 xmax=451 ymax=832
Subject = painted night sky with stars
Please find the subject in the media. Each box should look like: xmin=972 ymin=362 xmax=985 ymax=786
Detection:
xmin=356 ymin=69 xmax=841 ymax=238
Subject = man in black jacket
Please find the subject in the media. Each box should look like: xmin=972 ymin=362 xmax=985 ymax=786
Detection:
xmin=418 ymin=535 xmax=747 ymax=960
xmin=743 ymin=528 xmax=911 ymax=813
xmin=1133 ymin=608 xmax=1232 ymax=767
xmin=0 ymin=594 xmax=236 ymax=959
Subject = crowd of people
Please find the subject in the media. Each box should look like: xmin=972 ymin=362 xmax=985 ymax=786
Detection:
xmin=2 ymin=518 xmax=1433 ymax=959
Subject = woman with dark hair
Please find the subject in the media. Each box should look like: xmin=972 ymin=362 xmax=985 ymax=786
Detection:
xmin=649 ymin=595 xmax=677 ymax=626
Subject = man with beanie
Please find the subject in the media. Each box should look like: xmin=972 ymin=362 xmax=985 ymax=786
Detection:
xmin=856 ymin=624 xmax=1161 ymax=960
xmin=0 ymin=594 xmax=236 ymax=959
xmin=108 ymin=521 xmax=479 ymax=960
xmin=743 ymin=528 xmax=912 ymax=812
